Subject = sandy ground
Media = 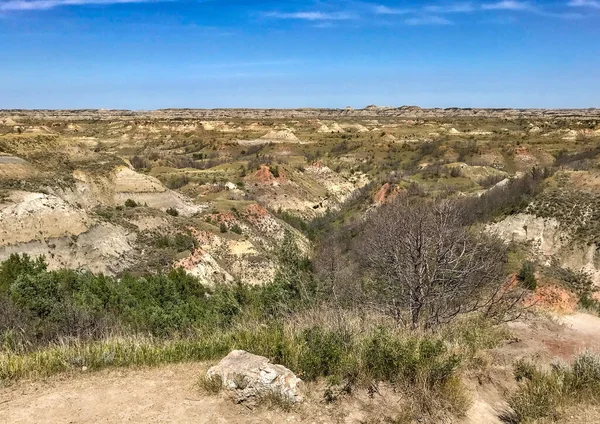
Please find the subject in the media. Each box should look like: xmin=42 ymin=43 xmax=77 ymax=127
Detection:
xmin=0 ymin=362 xmax=407 ymax=424
xmin=0 ymin=363 xmax=297 ymax=424
xmin=462 ymin=312 xmax=600 ymax=424
xmin=2 ymin=313 xmax=600 ymax=424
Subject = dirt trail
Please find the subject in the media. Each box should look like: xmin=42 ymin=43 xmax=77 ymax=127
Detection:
xmin=0 ymin=363 xmax=304 ymax=424
xmin=0 ymin=363 xmax=396 ymax=424
xmin=461 ymin=312 xmax=600 ymax=424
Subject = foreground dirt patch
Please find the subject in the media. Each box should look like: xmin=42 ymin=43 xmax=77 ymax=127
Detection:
xmin=0 ymin=363 xmax=297 ymax=424
xmin=0 ymin=363 xmax=408 ymax=424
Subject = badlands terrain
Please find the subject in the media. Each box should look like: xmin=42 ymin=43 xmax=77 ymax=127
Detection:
xmin=1 ymin=107 xmax=600 ymax=283
xmin=1 ymin=106 xmax=600 ymax=423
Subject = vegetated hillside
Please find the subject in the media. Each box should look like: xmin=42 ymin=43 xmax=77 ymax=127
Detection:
xmin=2 ymin=109 xmax=600 ymax=423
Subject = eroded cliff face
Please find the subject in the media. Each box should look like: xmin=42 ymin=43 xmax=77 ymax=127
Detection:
xmin=488 ymin=213 xmax=600 ymax=283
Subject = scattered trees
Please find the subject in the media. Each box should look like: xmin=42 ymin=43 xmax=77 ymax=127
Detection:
xmin=459 ymin=167 xmax=551 ymax=224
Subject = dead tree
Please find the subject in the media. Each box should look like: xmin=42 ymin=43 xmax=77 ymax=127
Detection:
xmin=361 ymin=194 xmax=524 ymax=329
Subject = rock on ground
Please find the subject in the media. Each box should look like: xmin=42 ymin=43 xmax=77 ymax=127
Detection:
xmin=206 ymin=350 xmax=302 ymax=404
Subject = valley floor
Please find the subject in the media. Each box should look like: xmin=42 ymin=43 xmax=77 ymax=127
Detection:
xmin=2 ymin=312 xmax=600 ymax=424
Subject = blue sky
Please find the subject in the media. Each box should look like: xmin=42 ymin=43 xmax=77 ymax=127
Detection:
xmin=0 ymin=0 xmax=599 ymax=109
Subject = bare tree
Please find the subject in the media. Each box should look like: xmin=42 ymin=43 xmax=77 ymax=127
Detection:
xmin=360 ymin=195 xmax=525 ymax=329
xmin=314 ymin=230 xmax=364 ymax=310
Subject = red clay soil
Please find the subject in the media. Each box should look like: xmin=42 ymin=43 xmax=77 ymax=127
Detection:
xmin=374 ymin=183 xmax=391 ymax=204
xmin=248 ymin=165 xmax=286 ymax=185
xmin=174 ymin=249 xmax=205 ymax=270
xmin=526 ymin=284 xmax=578 ymax=315
xmin=373 ymin=183 xmax=402 ymax=205
xmin=207 ymin=212 xmax=237 ymax=226
xmin=514 ymin=147 xmax=538 ymax=165
xmin=243 ymin=204 xmax=270 ymax=225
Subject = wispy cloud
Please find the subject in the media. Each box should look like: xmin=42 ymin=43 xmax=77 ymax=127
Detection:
xmin=568 ymin=0 xmax=600 ymax=9
xmin=423 ymin=3 xmax=476 ymax=13
xmin=481 ymin=1 xmax=531 ymax=10
xmin=480 ymin=1 xmax=585 ymax=18
xmin=0 ymin=0 xmax=157 ymax=11
xmin=404 ymin=15 xmax=453 ymax=25
xmin=196 ymin=59 xmax=302 ymax=69
xmin=373 ymin=5 xmax=412 ymax=15
xmin=263 ymin=11 xmax=356 ymax=21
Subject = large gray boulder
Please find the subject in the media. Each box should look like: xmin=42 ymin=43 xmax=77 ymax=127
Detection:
xmin=206 ymin=350 xmax=303 ymax=403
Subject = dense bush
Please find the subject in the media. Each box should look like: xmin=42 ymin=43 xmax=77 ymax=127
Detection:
xmin=518 ymin=261 xmax=537 ymax=290
xmin=1 ymin=261 xmax=211 ymax=342
xmin=0 ymin=233 xmax=313 ymax=349
xmin=0 ymin=253 xmax=47 ymax=294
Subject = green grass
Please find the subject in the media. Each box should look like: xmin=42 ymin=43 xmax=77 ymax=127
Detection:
xmin=507 ymin=351 xmax=600 ymax=423
xmin=0 ymin=334 xmax=230 ymax=382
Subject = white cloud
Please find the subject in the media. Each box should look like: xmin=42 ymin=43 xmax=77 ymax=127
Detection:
xmin=481 ymin=1 xmax=531 ymax=10
xmin=568 ymin=0 xmax=600 ymax=9
xmin=424 ymin=3 xmax=476 ymax=13
xmin=404 ymin=15 xmax=453 ymax=25
xmin=263 ymin=11 xmax=356 ymax=21
xmin=373 ymin=5 xmax=412 ymax=15
xmin=0 ymin=0 xmax=156 ymax=11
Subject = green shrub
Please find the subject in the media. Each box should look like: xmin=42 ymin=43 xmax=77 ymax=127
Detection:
xmin=513 ymin=358 xmax=537 ymax=382
xmin=164 ymin=175 xmax=189 ymax=190
xmin=508 ymin=352 xmax=600 ymax=422
xmin=0 ymin=256 xmax=212 ymax=342
xmin=166 ymin=207 xmax=179 ymax=217
xmin=296 ymin=327 xmax=351 ymax=380
xmin=579 ymin=294 xmax=600 ymax=315
xmin=518 ymin=261 xmax=537 ymax=290
xmin=269 ymin=165 xmax=280 ymax=178
xmin=230 ymin=224 xmax=242 ymax=235
xmin=10 ymin=272 xmax=60 ymax=318
xmin=124 ymin=199 xmax=138 ymax=208
xmin=219 ymin=222 xmax=228 ymax=233
xmin=155 ymin=233 xmax=197 ymax=252
xmin=0 ymin=253 xmax=47 ymax=294
xmin=571 ymin=351 xmax=600 ymax=393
